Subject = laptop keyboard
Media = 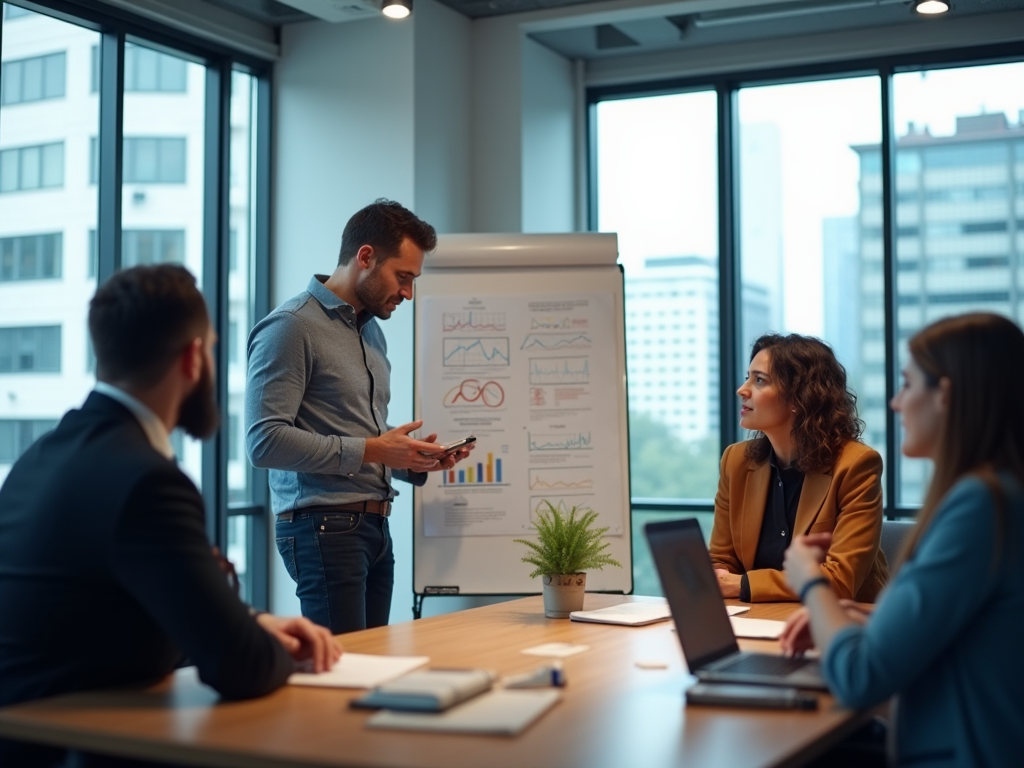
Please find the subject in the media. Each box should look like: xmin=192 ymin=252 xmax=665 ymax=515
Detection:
xmin=717 ymin=654 xmax=811 ymax=676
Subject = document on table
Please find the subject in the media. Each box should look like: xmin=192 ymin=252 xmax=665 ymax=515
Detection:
xmin=729 ymin=617 xmax=785 ymax=639
xmin=570 ymin=600 xmax=672 ymax=626
xmin=366 ymin=689 xmax=561 ymax=736
xmin=289 ymin=653 xmax=430 ymax=689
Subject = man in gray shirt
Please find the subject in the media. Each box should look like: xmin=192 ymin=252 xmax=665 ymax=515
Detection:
xmin=245 ymin=200 xmax=471 ymax=633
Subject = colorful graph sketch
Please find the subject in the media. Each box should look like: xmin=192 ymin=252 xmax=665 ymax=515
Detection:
xmin=443 ymin=338 xmax=511 ymax=367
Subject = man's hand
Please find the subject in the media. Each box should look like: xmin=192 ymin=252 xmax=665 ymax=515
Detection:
xmin=363 ymin=421 xmax=446 ymax=472
xmin=424 ymin=440 xmax=476 ymax=472
xmin=714 ymin=568 xmax=741 ymax=598
xmin=256 ymin=614 xmax=341 ymax=673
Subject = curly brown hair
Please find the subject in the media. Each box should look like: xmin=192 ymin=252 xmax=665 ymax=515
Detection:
xmin=744 ymin=333 xmax=863 ymax=474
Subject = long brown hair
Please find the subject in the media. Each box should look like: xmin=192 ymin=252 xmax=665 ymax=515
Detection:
xmin=899 ymin=313 xmax=1024 ymax=565
xmin=744 ymin=333 xmax=863 ymax=473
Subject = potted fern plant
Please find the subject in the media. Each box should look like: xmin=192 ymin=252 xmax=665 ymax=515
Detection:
xmin=514 ymin=501 xmax=621 ymax=618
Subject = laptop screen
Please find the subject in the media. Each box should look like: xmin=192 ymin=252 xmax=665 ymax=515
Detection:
xmin=645 ymin=518 xmax=740 ymax=671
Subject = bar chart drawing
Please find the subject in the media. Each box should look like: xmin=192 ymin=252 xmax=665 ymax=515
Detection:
xmin=520 ymin=333 xmax=592 ymax=351
xmin=528 ymin=357 xmax=590 ymax=385
xmin=443 ymin=338 xmax=510 ymax=367
xmin=528 ymin=432 xmax=592 ymax=451
xmin=529 ymin=467 xmax=594 ymax=491
xmin=442 ymin=311 xmax=506 ymax=333
xmin=441 ymin=452 xmax=505 ymax=485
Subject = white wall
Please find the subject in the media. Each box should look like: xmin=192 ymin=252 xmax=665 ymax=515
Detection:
xmin=521 ymin=36 xmax=576 ymax=233
xmin=271 ymin=1 xmax=480 ymax=622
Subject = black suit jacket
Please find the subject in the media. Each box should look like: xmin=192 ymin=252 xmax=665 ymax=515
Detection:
xmin=0 ymin=392 xmax=293 ymax=710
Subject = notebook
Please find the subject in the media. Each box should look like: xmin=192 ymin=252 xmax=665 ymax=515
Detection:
xmin=644 ymin=518 xmax=827 ymax=690
xmin=366 ymin=689 xmax=561 ymax=736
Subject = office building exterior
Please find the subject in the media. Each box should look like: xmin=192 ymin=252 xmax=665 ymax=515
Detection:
xmin=853 ymin=111 xmax=1024 ymax=502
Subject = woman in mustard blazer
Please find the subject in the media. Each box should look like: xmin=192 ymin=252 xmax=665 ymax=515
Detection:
xmin=709 ymin=333 xmax=888 ymax=602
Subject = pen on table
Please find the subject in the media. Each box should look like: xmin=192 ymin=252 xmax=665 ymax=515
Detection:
xmin=502 ymin=662 xmax=565 ymax=689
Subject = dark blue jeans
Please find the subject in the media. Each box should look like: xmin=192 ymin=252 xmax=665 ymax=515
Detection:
xmin=275 ymin=509 xmax=394 ymax=634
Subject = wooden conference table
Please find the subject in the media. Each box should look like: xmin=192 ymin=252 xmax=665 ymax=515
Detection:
xmin=0 ymin=594 xmax=872 ymax=768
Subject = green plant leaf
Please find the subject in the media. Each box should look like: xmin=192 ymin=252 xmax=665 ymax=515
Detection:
xmin=513 ymin=500 xmax=622 ymax=579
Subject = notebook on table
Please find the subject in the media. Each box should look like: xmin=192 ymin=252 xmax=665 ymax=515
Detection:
xmin=644 ymin=518 xmax=827 ymax=690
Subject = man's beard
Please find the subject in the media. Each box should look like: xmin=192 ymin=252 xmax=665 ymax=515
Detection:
xmin=354 ymin=265 xmax=396 ymax=320
xmin=178 ymin=354 xmax=219 ymax=440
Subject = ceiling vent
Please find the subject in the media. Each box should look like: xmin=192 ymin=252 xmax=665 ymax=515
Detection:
xmin=595 ymin=24 xmax=639 ymax=49
xmin=275 ymin=0 xmax=380 ymax=22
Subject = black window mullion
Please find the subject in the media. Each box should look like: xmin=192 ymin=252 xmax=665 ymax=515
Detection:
xmin=717 ymin=82 xmax=740 ymax=455
xmin=880 ymin=68 xmax=899 ymax=519
xmin=96 ymin=30 xmax=123 ymax=281
xmin=202 ymin=60 xmax=231 ymax=549
xmin=245 ymin=69 xmax=273 ymax=610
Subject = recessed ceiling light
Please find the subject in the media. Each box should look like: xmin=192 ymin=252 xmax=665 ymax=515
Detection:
xmin=382 ymin=0 xmax=411 ymax=19
xmin=914 ymin=0 xmax=950 ymax=14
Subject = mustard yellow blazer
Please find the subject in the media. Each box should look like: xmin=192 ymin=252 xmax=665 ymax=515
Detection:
xmin=709 ymin=440 xmax=888 ymax=602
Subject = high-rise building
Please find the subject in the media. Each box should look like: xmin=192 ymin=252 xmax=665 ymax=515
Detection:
xmin=853 ymin=111 xmax=1024 ymax=502
xmin=624 ymin=255 xmax=769 ymax=444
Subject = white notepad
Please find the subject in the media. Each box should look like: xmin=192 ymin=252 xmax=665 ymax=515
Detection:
xmin=289 ymin=653 xmax=430 ymax=689
xmin=366 ymin=689 xmax=561 ymax=735
xmin=729 ymin=617 xmax=785 ymax=639
xmin=570 ymin=601 xmax=672 ymax=626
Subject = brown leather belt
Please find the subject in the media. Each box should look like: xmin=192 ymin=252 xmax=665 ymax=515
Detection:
xmin=277 ymin=500 xmax=392 ymax=520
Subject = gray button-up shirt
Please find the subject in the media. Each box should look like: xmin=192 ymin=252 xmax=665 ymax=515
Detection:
xmin=245 ymin=275 xmax=423 ymax=514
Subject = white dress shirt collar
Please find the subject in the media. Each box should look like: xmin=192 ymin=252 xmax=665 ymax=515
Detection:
xmin=94 ymin=381 xmax=176 ymax=460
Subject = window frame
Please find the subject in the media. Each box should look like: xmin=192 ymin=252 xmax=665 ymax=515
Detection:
xmin=3 ymin=0 xmax=274 ymax=608
xmin=588 ymin=41 xmax=1024 ymax=521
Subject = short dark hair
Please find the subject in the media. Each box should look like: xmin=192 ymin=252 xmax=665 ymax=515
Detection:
xmin=745 ymin=332 xmax=863 ymax=473
xmin=89 ymin=264 xmax=209 ymax=388
xmin=337 ymin=199 xmax=437 ymax=266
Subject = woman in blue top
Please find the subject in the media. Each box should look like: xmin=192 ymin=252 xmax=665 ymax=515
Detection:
xmin=781 ymin=312 xmax=1024 ymax=768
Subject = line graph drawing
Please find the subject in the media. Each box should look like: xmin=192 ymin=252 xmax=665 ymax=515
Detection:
xmin=443 ymin=311 xmax=506 ymax=333
xmin=528 ymin=356 xmax=589 ymax=385
xmin=529 ymin=495 xmax=595 ymax=521
xmin=529 ymin=467 xmax=594 ymax=491
xmin=520 ymin=333 xmax=592 ymax=351
xmin=443 ymin=379 xmax=505 ymax=407
xmin=443 ymin=338 xmax=510 ymax=367
xmin=530 ymin=316 xmax=571 ymax=330
xmin=528 ymin=432 xmax=592 ymax=451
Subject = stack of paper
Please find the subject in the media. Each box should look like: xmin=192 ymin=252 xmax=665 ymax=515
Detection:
xmin=288 ymin=653 xmax=429 ymax=689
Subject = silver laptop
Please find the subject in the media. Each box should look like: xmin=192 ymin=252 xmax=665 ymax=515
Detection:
xmin=645 ymin=518 xmax=827 ymax=690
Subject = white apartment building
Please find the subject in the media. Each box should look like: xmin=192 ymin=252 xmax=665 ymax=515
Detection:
xmin=0 ymin=6 xmax=253 ymax=497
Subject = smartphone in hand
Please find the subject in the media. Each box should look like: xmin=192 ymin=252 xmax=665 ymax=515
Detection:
xmin=420 ymin=436 xmax=476 ymax=457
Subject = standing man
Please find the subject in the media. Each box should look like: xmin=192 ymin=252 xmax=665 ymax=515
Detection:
xmin=246 ymin=199 xmax=471 ymax=634
xmin=0 ymin=264 xmax=339 ymax=766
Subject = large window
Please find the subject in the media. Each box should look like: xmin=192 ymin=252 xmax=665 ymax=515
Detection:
xmin=594 ymin=91 xmax=720 ymax=595
xmin=888 ymin=61 xmax=1024 ymax=506
xmin=1 ymin=2 xmax=272 ymax=606
xmin=737 ymin=76 xmax=882 ymax=456
xmin=591 ymin=49 xmax=1024 ymax=595
xmin=0 ymin=7 xmax=97 ymax=490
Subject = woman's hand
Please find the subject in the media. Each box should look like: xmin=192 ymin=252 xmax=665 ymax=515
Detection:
xmin=780 ymin=599 xmax=872 ymax=657
xmin=714 ymin=569 xmax=742 ymax=598
xmin=783 ymin=532 xmax=832 ymax=596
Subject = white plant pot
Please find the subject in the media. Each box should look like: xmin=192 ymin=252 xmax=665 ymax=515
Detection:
xmin=542 ymin=573 xmax=586 ymax=618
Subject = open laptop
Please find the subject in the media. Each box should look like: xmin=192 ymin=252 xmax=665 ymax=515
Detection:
xmin=645 ymin=518 xmax=828 ymax=690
